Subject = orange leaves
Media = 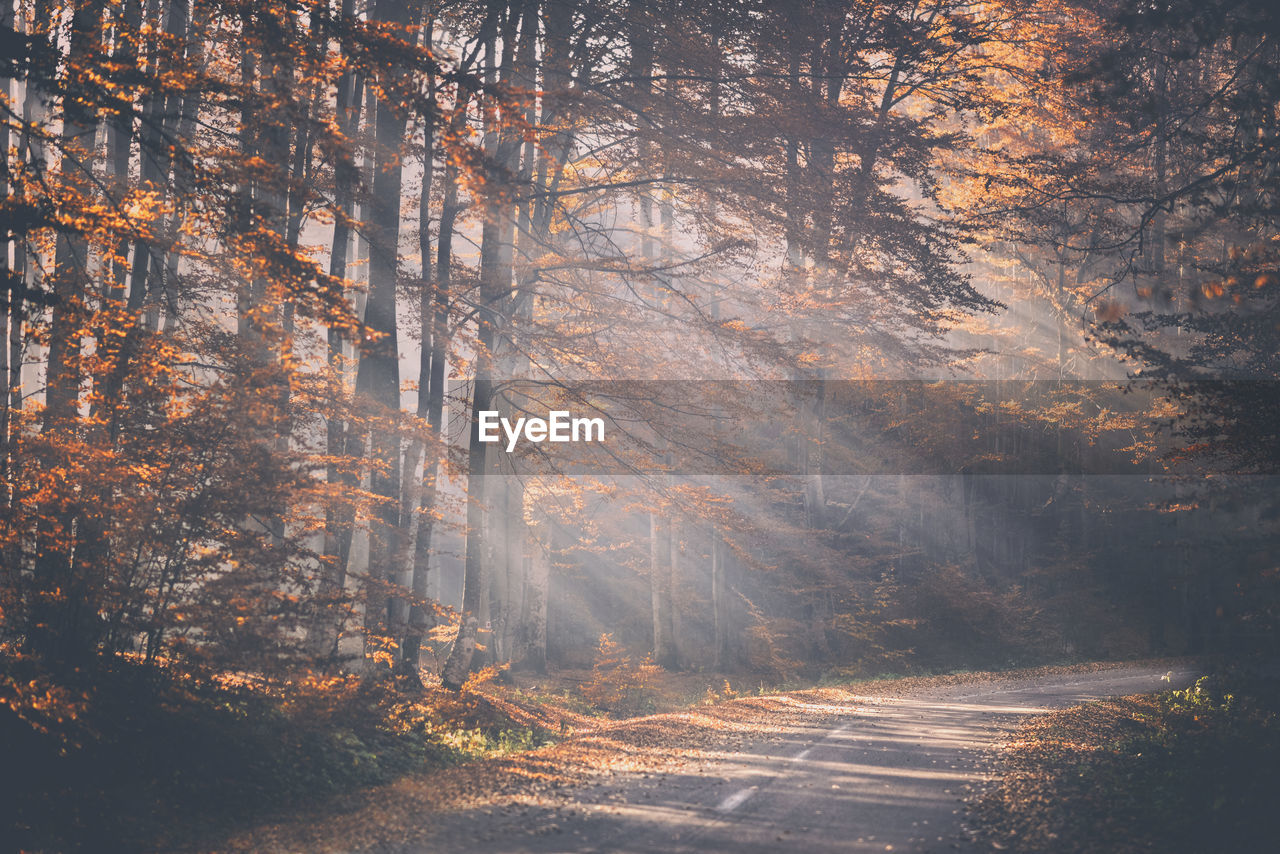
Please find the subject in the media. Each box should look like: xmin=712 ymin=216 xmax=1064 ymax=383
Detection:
xmin=0 ymin=656 xmax=94 ymax=745
xmin=461 ymin=664 xmax=505 ymax=694
xmin=580 ymin=633 xmax=662 ymax=715
xmin=795 ymin=350 xmax=825 ymax=367
xmin=1190 ymin=271 xmax=1276 ymax=300
xmin=0 ymin=292 xmax=350 ymax=674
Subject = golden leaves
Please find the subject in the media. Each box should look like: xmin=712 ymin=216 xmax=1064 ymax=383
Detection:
xmin=0 ymin=656 xmax=93 ymax=745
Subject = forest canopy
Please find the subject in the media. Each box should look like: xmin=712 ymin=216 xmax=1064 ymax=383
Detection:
xmin=1 ymin=0 xmax=1276 ymax=731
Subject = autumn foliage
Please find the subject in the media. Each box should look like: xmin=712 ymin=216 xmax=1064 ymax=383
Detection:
xmin=1 ymin=0 xmax=1278 ymax=845
xmin=580 ymin=632 xmax=661 ymax=715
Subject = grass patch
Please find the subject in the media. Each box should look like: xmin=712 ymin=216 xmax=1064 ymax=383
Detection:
xmin=971 ymin=674 xmax=1280 ymax=853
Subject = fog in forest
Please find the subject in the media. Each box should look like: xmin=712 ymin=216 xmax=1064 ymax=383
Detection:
xmin=2 ymin=0 xmax=1277 ymax=849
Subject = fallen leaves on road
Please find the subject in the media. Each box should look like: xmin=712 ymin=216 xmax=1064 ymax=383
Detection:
xmin=217 ymin=660 xmax=1165 ymax=852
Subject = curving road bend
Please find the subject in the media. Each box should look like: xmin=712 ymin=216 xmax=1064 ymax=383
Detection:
xmin=417 ymin=666 xmax=1197 ymax=854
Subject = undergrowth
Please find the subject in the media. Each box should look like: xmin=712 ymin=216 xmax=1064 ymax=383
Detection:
xmin=972 ymin=673 xmax=1280 ymax=853
xmin=580 ymin=633 xmax=662 ymax=716
xmin=0 ymin=656 xmax=554 ymax=852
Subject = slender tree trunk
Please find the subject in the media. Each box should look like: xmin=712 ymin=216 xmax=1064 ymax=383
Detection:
xmin=520 ymin=527 xmax=549 ymax=673
xmin=0 ymin=0 xmax=13 ymax=508
xmin=442 ymin=0 xmax=522 ymax=686
xmin=311 ymin=0 xmax=364 ymax=660
xmin=3 ymin=0 xmax=44 ymax=578
xmin=803 ymin=381 xmax=827 ymax=528
xmin=1152 ymin=54 xmax=1168 ymax=304
xmin=629 ymin=4 xmax=678 ymax=668
xmin=155 ymin=0 xmax=194 ymax=332
xmin=92 ymin=0 xmax=195 ymax=436
xmin=488 ymin=463 xmax=511 ymax=663
xmin=31 ymin=0 xmax=106 ymax=665
xmin=390 ymin=8 xmax=439 ymax=672
xmin=255 ymin=4 xmax=294 ymax=512
xmin=711 ymin=532 xmax=726 ymax=669
xmin=161 ymin=5 xmax=207 ymax=334
xmin=783 ymin=34 xmax=803 ymax=273
xmin=357 ymin=0 xmax=412 ymax=670
xmin=395 ymin=34 xmax=442 ymax=677
xmin=44 ymin=1 xmax=103 ymax=431
xmin=650 ymin=510 xmax=676 ymax=668
xmin=234 ymin=7 xmax=260 ymax=340
xmin=491 ymin=0 xmax=539 ymax=668
xmin=104 ymin=0 xmax=143 ymax=303
xmin=16 ymin=0 xmax=50 ymax=336
xmin=441 ymin=360 xmax=495 ymax=688
xmin=398 ymin=111 xmax=461 ymax=676
xmin=668 ymin=515 xmax=682 ymax=668
xmin=123 ymin=0 xmax=191 ymax=324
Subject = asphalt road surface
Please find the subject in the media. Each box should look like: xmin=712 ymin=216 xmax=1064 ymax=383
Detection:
xmin=418 ymin=666 xmax=1196 ymax=854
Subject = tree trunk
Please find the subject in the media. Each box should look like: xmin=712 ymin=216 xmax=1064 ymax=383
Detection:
xmin=31 ymin=0 xmax=106 ymax=665
xmin=311 ymin=0 xmax=363 ymax=660
xmin=803 ymin=381 xmax=827 ymax=528
xmin=711 ymin=532 xmax=726 ymax=670
xmin=441 ymin=0 xmax=523 ymax=687
xmin=398 ymin=108 xmax=462 ymax=676
xmin=488 ymin=463 xmax=511 ymax=663
xmin=650 ymin=511 xmax=676 ymax=668
xmin=0 ymin=0 xmax=14 ymax=509
xmin=104 ymin=0 xmax=143 ymax=302
xmin=519 ymin=528 xmax=550 ymax=673
xmin=356 ymin=0 xmax=412 ymax=670
xmin=392 ymin=9 xmax=441 ymax=680
xmin=668 ymin=514 xmax=682 ymax=668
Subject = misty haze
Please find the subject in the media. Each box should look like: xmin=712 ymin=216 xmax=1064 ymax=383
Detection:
xmin=1 ymin=0 xmax=1277 ymax=852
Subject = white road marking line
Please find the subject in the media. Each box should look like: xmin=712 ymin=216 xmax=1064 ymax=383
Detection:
xmin=716 ymin=786 xmax=757 ymax=812
xmin=720 ymin=720 xmax=854 ymax=813
xmin=711 ymin=673 xmax=1180 ymax=823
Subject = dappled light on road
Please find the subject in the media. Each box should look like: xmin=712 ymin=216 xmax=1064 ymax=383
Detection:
xmin=227 ymin=665 xmax=1194 ymax=852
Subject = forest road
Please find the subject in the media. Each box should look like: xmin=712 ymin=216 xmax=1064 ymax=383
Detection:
xmin=412 ymin=666 xmax=1197 ymax=854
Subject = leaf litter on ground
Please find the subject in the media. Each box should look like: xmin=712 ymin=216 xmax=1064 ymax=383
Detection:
xmin=220 ymin=659 xmax=1165 ymax=852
